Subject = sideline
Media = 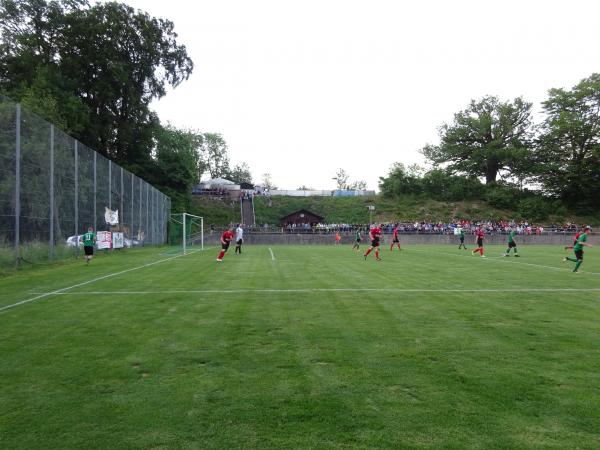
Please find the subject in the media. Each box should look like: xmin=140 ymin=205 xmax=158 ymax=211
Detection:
xmin=0 ymin=249 xmax=202 ymax=313
xmin=269 ymin=247 xmax=276 ymax=261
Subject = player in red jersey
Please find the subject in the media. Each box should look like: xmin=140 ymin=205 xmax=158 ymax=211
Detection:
xmin=471 ymin=226 xmax=486 ymax=257
xmin=390 ymin=223 xmax=401 ymax=251
xmin=364 ymin=224 xmax=382 ymax=261
xmin=216 ymin=226 xmax=234 ymax=262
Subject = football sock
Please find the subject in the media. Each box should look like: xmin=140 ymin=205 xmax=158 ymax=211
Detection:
xmin=574 ymin=260 xmax=582 ymax=271
xmin=218 ymin=250 xmax=225 ymax=259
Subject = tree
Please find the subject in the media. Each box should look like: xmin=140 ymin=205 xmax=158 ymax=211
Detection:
xmin=199 ymin=133 xmax=229 ymax=179
xmin=535 ymin=73 xmax=600 ymax=210
xmin=378 ymin=163 xmax=423 ymax=197
xmin=348 ymin=180 xmax=368 ymax=190
xmin=227 ymin=162 xmax=253 ymax=185
xmin=151 ymin=124 xmax=202 ymax=212
xmin=261 ymin=173 xmax=277 ymax=190
xmin=333 ymin=168 xmax=349 ymax=189
xmin=422 ymin=96 xmax=534 ymax=184
xmin=0 ymin=0 xmax=193 ymax=167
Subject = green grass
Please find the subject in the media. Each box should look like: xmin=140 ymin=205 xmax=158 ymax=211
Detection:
xmin=1 ymin=244 xmax=600 ymax=449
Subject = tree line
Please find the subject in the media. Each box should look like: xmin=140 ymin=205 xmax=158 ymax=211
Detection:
xmin=380 ymin=74 xmax=600 ymax=218
xmin=0 ymin=0 xmax=251 ymax=212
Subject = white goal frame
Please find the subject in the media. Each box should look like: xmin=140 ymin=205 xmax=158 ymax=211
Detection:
xmin=170 ymin=213 xmax=204 ymax=254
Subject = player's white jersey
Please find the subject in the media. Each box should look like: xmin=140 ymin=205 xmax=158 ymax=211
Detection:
xmin=235 ymin=226 xmax=244 ymax=241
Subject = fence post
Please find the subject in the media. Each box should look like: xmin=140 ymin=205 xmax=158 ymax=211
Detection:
xmin=49 ymin=124 xmax=54 ymax=261
xmin=93 ymin=152 xmax=97 ymax=233
xmin=14 ymin=103 xmax=21 ymax=267
xmin=120 ymin=167 xmax=124 ymax=234
xmin=139 ymin=178 xmax=142 ymax=244
xmin=74 ymin=141 xmax=79 ymax=258
xmin=131 ymin=172 xmax=134 ymax=241
xmin=108 ymin=160 xmax=112 ymax=210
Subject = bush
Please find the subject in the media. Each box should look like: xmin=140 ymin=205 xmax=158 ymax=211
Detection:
xmin=485 ymin=185 xmax=520 ymax=209
xmin=518 ymin=196 xmax=558 ymax=221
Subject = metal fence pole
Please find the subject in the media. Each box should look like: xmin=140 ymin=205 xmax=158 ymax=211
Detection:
xmin=108 ymin=160 xmax=112 ymax=210
xmin=139 ymin=178 xmax=142 ymax=244
xmin=120 ymin=167 xmax=124 ymax=233
xmin=93 ymin=152 xmax=97 ymax=233
xmin=14 ymin=103 xmax=21 ymax=267
xmin=146 ymin=183 xmax=149 ymax=244
xmin=49 ymin=125 xmax=54 ymax=261
xmin=130 ymin=172 xmax=133 ymax=241
xmin=74 ymin=141 xmax=79 ymax=258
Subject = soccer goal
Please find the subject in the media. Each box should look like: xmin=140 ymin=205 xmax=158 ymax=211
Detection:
xmin=169 ymin=213 xmax=204 ymax=254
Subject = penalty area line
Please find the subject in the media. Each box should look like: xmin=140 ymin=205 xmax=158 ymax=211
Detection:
xmin=0 ymin=249 xmax=202 ymax=314
xmin=269 ymin=247 xmax=275 ymax=261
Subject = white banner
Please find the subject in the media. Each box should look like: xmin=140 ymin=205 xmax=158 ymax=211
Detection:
xmin=97 ymin=231 xmax=112 ymax=249
xmin=104 ymin=207 xmax=119 ymax=225
xmin=112 ymin=232 xmax=124 ymax=249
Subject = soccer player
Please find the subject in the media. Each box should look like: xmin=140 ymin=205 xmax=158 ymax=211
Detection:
xmin=564 ymin=229 xmax=582 ymax=250
xmin=504 ymin=227 xmax=520 ymax=257
xmin=458 ymin=227 xmax=467 ymax=250
xmin=82 ymin=226 xmax=96 ymax=264
xmin=471 ymin=226 xmax=486 ymax=257
xmin=335 ymin=231 xmax=341 ymax=245
xmin=352 ymin=228 xmax=362 ymax=251
xmin=563 ymin=226 xmax=593 ymax=272
xmin=364 ymin=224 xmax=382 ymax=261
xmin=234 ymin=224 xmax=244 ymax=254
xmin=216 ymin=226 xmax=234 ymax=262
xmin=390 ymin=223 xmax=401 ymax=251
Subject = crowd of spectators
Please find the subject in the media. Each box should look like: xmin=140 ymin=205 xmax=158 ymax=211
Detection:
xmin=267 ymin=220 xmax=592 ymax=235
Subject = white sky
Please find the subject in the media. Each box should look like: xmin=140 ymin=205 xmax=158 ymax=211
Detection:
xmin=113 ymin=0 xmax=599 ymax=190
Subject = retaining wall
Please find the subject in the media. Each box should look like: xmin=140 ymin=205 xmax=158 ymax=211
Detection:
xmin=203 ymin=233 xmax=598 ymax=246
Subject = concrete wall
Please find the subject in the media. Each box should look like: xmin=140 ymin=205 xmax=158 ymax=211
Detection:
xmin=204 ymin=232 xmax=598 ymax=246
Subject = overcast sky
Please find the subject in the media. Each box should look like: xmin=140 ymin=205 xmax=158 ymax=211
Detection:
xmin=112 ymin=0 xmax=599 ymax=190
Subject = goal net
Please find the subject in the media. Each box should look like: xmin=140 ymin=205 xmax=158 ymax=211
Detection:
xmin=169 ymin=213 xmax=204 ymax=254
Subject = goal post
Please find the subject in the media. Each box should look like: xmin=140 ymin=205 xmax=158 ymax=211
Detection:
xmin=169 ymin=213 xmax=204 ymax=254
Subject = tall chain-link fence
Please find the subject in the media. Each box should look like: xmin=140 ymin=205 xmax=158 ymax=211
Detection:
xmin=0 ymin=97 xmax=171 ymax=268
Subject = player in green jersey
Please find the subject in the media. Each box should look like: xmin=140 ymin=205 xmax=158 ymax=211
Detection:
xmin=563 ymin=226 xmax=592 ymax=272
xmin=82 ymin=226 xmax=96 ymax=264
xmin=352 ymin=229 xmax=362 ymax=252
xmin=457 ymin=227 xmax=467 ymax=249
xmin=504 ymin=228 xmax=520 ymax=257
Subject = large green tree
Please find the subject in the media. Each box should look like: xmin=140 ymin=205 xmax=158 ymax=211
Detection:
xmin=151 ymin=124 xmax=202 ymax=212
xmin=535 ymin=74 xmax=600 ymax=210
xmin=422 ymin=96 xmax=534 ymax=184
xmin=0 ymin=0 xmax=193 ymax=167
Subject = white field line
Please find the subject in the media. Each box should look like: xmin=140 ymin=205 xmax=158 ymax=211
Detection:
xmin=0 ymin=249 xmax=202 ymax=313
xmin=269 ymin=247 xmax=275 ymax=261
xmin=25 ymin=288 xmax=600 ymax=295
xmin=412 ymin=248 xmax=600 ymax=275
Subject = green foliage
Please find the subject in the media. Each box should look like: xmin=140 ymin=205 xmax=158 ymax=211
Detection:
xmin=535 ymin=73 xmax=600 ymax=212
xmin=152 ymin=124 xmax=202 ymax=213
xmin=188 ymin=196 xmax=239 ymax=227
xmin=484 ymin=184 xmax=521 ymax=210
xmin=517 ymin=196 xmax=560 ymax=221
xmin=227 ymin=162 xmax=253 ymax=185
xmin=379 ymin=163 xmax=484 ymax=202
xmin=422 ymin=96 xmax=534 ymax=184
xmin=0 ymin=0 xmax=193 ymax=167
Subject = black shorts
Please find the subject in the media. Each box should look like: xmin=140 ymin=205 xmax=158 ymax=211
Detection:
xmin=371 ymin=239 xmax=380 ymax=247
xmin=477 ymin=238 xmax=483 ymax=248
xmin=222 ymin=242 xmax=230 ymax=251
xmin=508 ymin=241 xmax=516 ymax=248
xmin=84 ymin=245 xmax=94 ymax=256
xmin=236 ymin=239 xmax=243 ymax=245
xmin=459 ymin=236 xmax=464 ymax=242
xmin=393 ymin=237 xmax=399 ymax=243
xmin=356 ymin=238 xmax=361 ymax=243
xmin=575 ymin=249 xmax=583 ymax=260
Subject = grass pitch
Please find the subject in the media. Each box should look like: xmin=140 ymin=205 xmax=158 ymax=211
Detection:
xmin=1 ymin=244 xmax=600 ymax=449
